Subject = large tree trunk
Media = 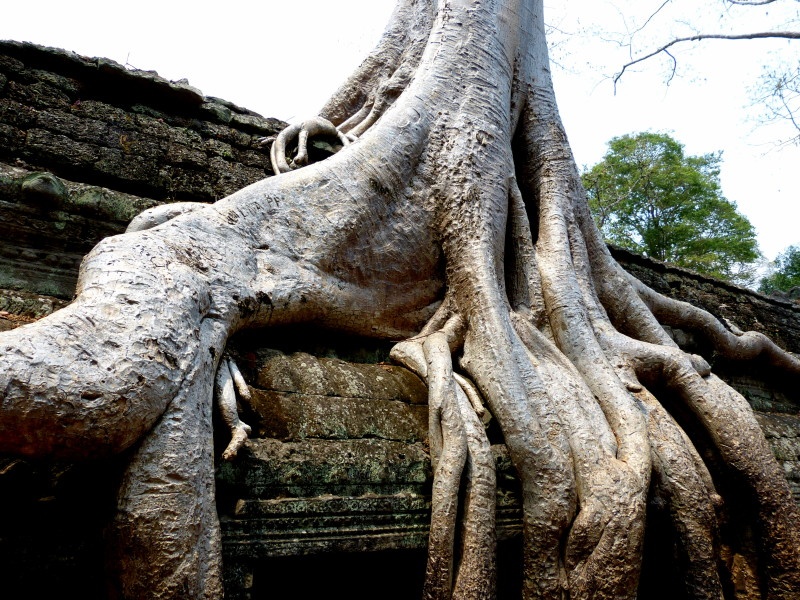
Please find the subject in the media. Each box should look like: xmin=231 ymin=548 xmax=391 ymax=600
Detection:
xmin=1 ymin=0 xmax=799 ymax=598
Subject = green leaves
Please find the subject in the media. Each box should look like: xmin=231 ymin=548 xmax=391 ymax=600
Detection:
xmin=759 ymin=245 xmax=800 ymax=295
xmin=582 ymin=132 xmax=760 ymax=285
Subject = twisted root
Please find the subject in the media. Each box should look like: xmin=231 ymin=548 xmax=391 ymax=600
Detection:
xmin=269 ymin=116 xmax=354 ymax=174
xmin=392 ymin=319 xmax=496 ymax=600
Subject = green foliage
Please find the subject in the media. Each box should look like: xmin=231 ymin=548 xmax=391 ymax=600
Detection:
xmin=759 ymin=245 xmax=800 ymax=295
xmin=582 ymin=132 xmax=760 ymax=285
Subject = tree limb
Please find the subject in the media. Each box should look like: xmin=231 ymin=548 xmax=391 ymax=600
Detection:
xmin=614 ymin=31 xmax=800 ymax=87
xmin=727 ymin=0 xmax=784 ymax=5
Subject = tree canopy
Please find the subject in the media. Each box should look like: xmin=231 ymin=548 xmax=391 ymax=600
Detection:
xmin=582 ymin=132 xmax=761 ymax=284
xmin=760 ymin=244 xmax=800 ymax=294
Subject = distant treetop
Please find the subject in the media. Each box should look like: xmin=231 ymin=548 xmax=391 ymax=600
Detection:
xmin=759 ymin=245 xmax=800 ymax=297
xmin=582 ymin=131 xmax=761 ymax=286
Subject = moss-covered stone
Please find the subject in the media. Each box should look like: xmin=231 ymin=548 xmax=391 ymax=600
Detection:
xmin=20 ymin=171 xmax=68 ymax=207
xmin=218 ymin=438 xmax=432 ymax=500
xmin=70 ymin=187 xmax=157 ymax=223
xmin=0 ymin=40 xmax=285 ymax=202
xmin=201 ymin=101 xmax=232 ymax=124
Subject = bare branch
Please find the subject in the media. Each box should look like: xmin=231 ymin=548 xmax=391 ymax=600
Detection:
xmin=727 ymin=0 xmax=782 ymax=5
xmin=632 ymin=0 xmax=674 ymax=37
xmin=778 ymin=84 xmax=800 ymax=134
xmin=614 ymin=31 xmax=800 ymax=87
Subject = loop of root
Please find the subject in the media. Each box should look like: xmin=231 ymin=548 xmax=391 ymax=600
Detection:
xmin=270 ymin=116 xmax=354 ymax=174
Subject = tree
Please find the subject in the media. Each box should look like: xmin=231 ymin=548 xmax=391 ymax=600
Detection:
xmin=582 ymin=132 xmax=761 ymax=284
xmin=1 ymin=1 xmax=799 ymax=599
xmin=760 ymin=244 xmax=800 ymax=294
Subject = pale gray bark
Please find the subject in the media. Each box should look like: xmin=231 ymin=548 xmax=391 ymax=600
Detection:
xmin=1 ymin=0 xmax=799 ymax=598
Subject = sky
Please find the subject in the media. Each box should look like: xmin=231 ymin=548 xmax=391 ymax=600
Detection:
xmin=1 ymin=0 xmax=798 ymax=262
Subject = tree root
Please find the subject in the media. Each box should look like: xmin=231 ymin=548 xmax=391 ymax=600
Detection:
xmin=269 ymin=116 xmax=353 ymax=174
xmin=461 ymin=309 xmax=576 ymax=599
xmin=214 ymin=355 xmax=252 ymax=461
xmin=451 ymin=376 xmax=496 ymax=599
xmin=629 ymin=273 xmax=800 ymax=374
xmin=421 ymin=332 xmax=468 ymax=599
xmin=336 ymin=63 xmax=415 ymax=139
xmin=319 ymin=0 xmax=435 ymax=129
xmin=128 ymin=205 xmax=254 ymax=462
xmin=606 ymin=332 xmax=800 ymax=598
xmin=391 ymin=319 xmax=496 ymax=600
xmin=639 ymin=386 xmax=724 ymax=600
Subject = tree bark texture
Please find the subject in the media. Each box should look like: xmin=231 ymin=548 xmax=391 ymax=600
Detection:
xmin=1 ymin=1 xmax=799 ymax=598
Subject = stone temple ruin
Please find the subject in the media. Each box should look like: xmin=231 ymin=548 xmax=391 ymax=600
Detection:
xmin=0 ymin=41 xmax=798 ymax=599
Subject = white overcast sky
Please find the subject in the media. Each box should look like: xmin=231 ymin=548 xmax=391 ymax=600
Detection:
xmin=1 ymin=0 xmax=798 ymax=260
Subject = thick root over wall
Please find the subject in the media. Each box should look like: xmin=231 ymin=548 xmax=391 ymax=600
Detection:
xmin=1 ymin=0 xmax=799 ymax=598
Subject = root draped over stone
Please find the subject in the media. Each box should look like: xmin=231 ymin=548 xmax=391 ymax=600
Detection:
xmin=0 ymin=0 xmax=798 ymax=598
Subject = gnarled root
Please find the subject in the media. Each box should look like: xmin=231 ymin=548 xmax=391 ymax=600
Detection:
xmin=109 ymin=344 xmax=223 ymax=599
xmin=127 ymin=203 xmax=254 ymax=462
xmin=336 ymin=63 xmax=415 ymax=138
xmin=392 ymin=317 xmax=497 ymax=600
xmin=214 ymin=355 xmax=252 ymax=461
xmin=319 ymin=0 xmax=435 ymax=131
xmin=628 ymin=274 xmax=800 ymax=374
xmin=633 ymin=379 xmax=724 ymax=599
xmin=608 ymin=334 xmax=800 ymax=598
xmin=269 ymin=116 xmax=353 ymax=173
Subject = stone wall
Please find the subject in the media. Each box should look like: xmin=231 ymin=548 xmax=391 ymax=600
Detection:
xmin=0 ymin=42 xmax=798 ymax=599
xmin=0 ymin=40 xmax=284 ymax=298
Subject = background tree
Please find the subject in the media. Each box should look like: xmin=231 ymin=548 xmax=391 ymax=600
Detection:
xmin=760 ymin=244 xmax=800 ymax=294
xmin=0 ymin=1 xmax=799 ymax=599
xmin=582 ymin=132 xmax=761 ymax=284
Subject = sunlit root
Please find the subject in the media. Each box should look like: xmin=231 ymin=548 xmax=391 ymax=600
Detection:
xmin=555 ymin=213 xmax=718 ymax=600
xmin=607 ymin=332 xmax=800 ymax=597
xmin=454 ymin=373 xmax=489 ymax=425
xmin=269 ymin=116 xmax=353 ymax=174
xmin=676 ymin=373 xmax=800 ymax=598
xmin=452 ymin=375 xmax=496 ymax=599
xmin=126 ymin=202 xmax=205 ymax=233
xmin=459 ymin=315 xmax=577 ymax=598
xmin=391 ymin=317 xmax=496 ymax=600
xmin=127 ymin=207 xmax=255 ymax=464
xmin=319 ymin=0 xmax=435 ymax=127
xmin=214 ymin=355 xmax=252 ymax=461
xmin=628 ymin=273 xmax=800 ymax=374
xmin=338 ymin=63 xmax=414 ymax=138
xmin=421 ymin=332 xmax=468 ymax=599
